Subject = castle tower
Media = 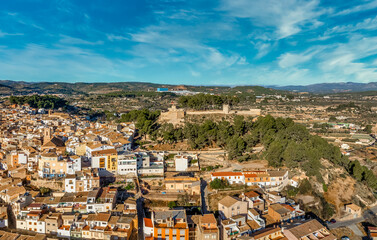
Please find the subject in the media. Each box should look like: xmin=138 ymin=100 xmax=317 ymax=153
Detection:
xmin=223 ymin=104 xmax=230 ymax=114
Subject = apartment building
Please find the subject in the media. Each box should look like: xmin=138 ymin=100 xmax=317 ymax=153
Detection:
xmin=117 ymin=152 xmax=137 ymax=176
xmin=91 ymin=149 xmax=118 ymax=173
xmin=151 ymin=210 xmax=189 ymax=240
xmin=198 ymin=214 xmax=219 ymax=240
xmin=64 ymin=170 xmax=100 ymax=193
xmin=38 ymin=151 xmax=66 ymax=178
xmin=137 ymin=152 xmax=164 ymax=176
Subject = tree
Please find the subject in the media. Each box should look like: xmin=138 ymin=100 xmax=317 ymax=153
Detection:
xmin=125 ymin=183 xmax=135 ymax=190
xmin=329 ymin=116 xmax=337 ymax=122
xmin=210 ymin=179 xmax=229 ymax=189
xmin=364 ymin=125 xmax=373 ymax=134
xmin=168 ymin=201 xmax=177 ymax=209
xmin=40 ymin=187 xmax=51 ymax=195
xmin=298 ymin=179 xmax=312 ymax=194
xmin=264 ymin=141 xmax=284 ymax=167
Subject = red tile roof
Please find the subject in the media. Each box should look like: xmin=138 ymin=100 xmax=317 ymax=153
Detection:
xmin=212 ymin=172 xmax=243 ymax=177
xmin=144 ymin=218 xmax=153 ymax=228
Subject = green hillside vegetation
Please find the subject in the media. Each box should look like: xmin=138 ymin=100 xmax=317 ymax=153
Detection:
xmin=117 ymin=110 xmax=377 ymax=191
xmin=101 ymin=91 xmax=176 ymax=98
xmin=326 ymin=102 xmax=362 ymax=112
xmin=178 ymin=94 xmax=240 ymax=110
xmin=9 ymin=95 xmax=68 ymax=109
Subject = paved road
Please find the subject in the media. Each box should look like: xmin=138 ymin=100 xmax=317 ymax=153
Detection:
xmin=137 ymin=197 xmax=144 ymax=240
xmin=201 ymin=179 xmax=208 ymax=214
xmin=135 ymin=178 xmax=145 ymax=240
xmin=329 ymin=205 xmax=377 ymax=229
xmin=349 ymin=224 xmax=363 ymax=236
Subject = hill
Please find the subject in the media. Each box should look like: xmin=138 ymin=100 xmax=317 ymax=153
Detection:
xmin=0 ymin=80 xmax=286 ymax=96
xmin=271 ymin=82 xmax=377 ymax=93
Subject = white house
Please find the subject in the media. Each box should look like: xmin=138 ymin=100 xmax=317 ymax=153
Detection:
xmin=175 ymin=155 xmax=189 ymax=171
xmin=66 ymin=156 xmax=82 ymax=175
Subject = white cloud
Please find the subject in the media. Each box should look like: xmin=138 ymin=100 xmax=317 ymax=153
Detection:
xmin=279 ymin=53 xmax=312 ymax=68
xmin=190 ymin=69 xmax=201 ymax=77
xmin=107 ymin=34 xmax=129 ymax=41
xmin=319 ymin=16 xmax=377 ymax=40
xmin=59 ymin=35 xmax=103 ymax=45
xmin=318 ymin=36 xmax=377 ymax=82
xmin=0 ymin=30 xmax=23 ymax=37
xmin=220 ymin=0 xmax=326 ymax=39
xmin=0 ymin=44 xmax=135 ymax=82
xmin=335 ymin=0 xmax=377 ymax=16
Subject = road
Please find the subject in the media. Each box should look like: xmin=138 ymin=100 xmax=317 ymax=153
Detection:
xmin=136 ymin=197 xmax=144 ymax=240
xmin=328 ymin=205 xmax=377 ymax=229
xmin=201 ymin=179 xmax=208 ymax=214
xmin=135 ymin=177 xmax=145 ymax=240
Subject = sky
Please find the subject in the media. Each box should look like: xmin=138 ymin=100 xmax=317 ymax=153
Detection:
xmin=1 ymin=0 xmax=377 ymax=86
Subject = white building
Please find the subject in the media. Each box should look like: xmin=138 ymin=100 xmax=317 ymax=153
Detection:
xmin=86 ymin=144 xmax=114 ymax=160
xmin=175 ymin=155 xmax=189 ymax=171
xmin=136 ymin=152 xmax=164 ymax=176
xmin=66 ymin=156 xmax=82 ymax=175
xmin=57 ymin=225 xmax=71 ymax=238
xmin=25 ymin=211 xmax=46 ymax=234
xmin=117 ymin=152 xmax=137 ymax=176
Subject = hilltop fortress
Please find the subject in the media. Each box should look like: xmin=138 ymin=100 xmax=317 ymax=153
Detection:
xmin=159 ymin=104 xmax=261 ymax=125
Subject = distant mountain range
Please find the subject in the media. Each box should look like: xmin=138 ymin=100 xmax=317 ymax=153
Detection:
xmin=1 ymin=80 xmax=377 ymax=95
xmin=270 ymin=82 xmax=377 ymax=93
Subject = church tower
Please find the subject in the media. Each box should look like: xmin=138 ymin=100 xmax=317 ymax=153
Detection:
xmin=43 ymin=127 xmax=53 ymax=144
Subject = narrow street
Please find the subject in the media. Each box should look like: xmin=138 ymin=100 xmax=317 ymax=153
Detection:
xmin=135 ymin=177 xmax=145 ymax=240
xmin=137 ymin=197 xmax=145 ymax=240
xmin=200 ymin=179 xmax=209 ymax=214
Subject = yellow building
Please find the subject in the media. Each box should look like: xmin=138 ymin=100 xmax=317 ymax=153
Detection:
xmin=38 ymin=152 xmax=67 ymax=178
xmin=92 ymin=149 xmax=118 ymax=173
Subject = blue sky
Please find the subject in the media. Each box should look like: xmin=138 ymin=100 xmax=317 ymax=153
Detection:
xmin=1 ymin=0 xmax=377 ymax=86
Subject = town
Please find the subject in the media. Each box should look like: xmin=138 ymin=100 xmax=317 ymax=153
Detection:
xmin=0 ymin=91 xmax=376 ymax=240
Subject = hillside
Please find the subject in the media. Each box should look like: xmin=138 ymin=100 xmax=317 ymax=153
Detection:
xmin=271 ymin=82 xmax=377 ymax=93
xmin=0 ymin=80 xmax=286 ymax=96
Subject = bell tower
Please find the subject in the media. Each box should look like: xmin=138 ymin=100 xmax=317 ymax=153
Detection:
xmin=43 ymin=127 xmax=53 ymax=144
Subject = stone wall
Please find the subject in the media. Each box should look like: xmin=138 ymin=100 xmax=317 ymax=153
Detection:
xmin=30 ymin=179 xmax=64 ymax=190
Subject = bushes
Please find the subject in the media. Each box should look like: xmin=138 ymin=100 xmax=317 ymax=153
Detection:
xmin=201 ymin=165 xmax=222 ymax=172
xmin=298 ymin=179 xmax=312 ymax=194
xmin=322 ymin=183 xmax=328 ymax=192
xmin=210 ymin=179 xmax=229 ymax=189
xmin=168 ymin=201 xmax=177 ymax=209
xmin=286 ymin=186 xmax=299 ymax=197
xmin=124 ymin=183 xmax=135 ymax=190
